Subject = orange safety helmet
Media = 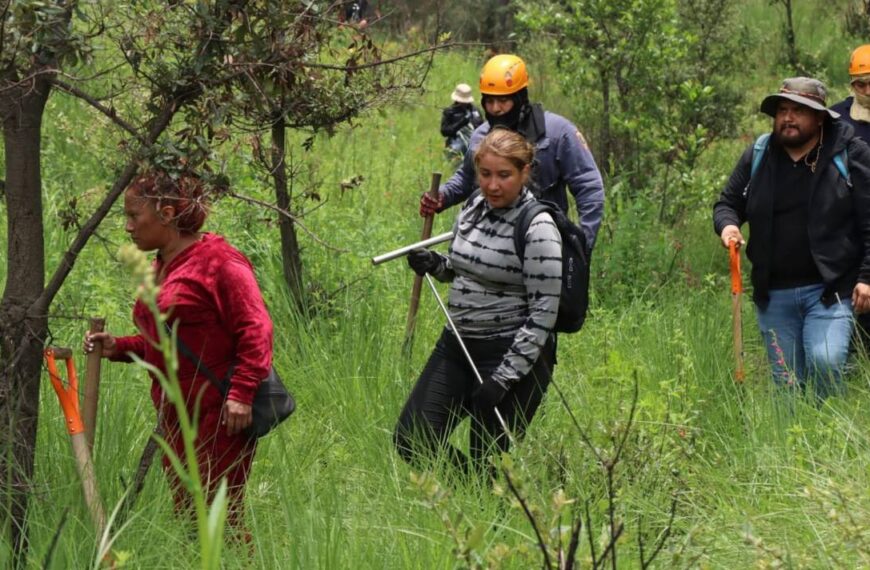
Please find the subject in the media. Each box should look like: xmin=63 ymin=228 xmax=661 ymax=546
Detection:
xmin=849 ymin=45 xmax=870 ymax=76
xmin=479 ymin=54 xmax=529 ymax=96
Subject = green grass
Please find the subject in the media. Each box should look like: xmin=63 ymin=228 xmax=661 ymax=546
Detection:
xmin=5 ymin=5 xmax=870 ymax=566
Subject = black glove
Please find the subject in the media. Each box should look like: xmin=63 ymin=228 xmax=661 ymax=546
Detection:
xmin=407 ymin=249 xmax=443 ymax=276
xmin=472 ymin=378 xmax=509 ymax=409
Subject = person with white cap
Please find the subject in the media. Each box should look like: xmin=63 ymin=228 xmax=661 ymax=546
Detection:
xmin=440 ymin=83 xmax=483 ymax=161
xmin=713 ymin=77 xmax=870 ymax=399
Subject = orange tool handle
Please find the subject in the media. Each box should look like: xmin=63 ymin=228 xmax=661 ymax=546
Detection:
xmin=44 ymin=349 xmax=85 ymax=436
xmin=729 ymin=241 xmax=742 ymax=295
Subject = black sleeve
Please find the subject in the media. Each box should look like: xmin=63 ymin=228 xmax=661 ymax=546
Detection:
xmin=440 ymin=107 xmax=466 ymax=137
xmin=713 ymin=145 xmax=754 ymax=236
xmin=848 ymin=138 xmax=870 ymax=284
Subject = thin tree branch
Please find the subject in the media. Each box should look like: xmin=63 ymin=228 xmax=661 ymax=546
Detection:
xmin=549 ymin=378 xmax=605 ymax=464
xmin=585 ymin=500 xmax=598 ymax=565
xmin=503 ymin=468 xmax=553 ymax=570
xmin=302 ymin=41 xmax=473 ymax=71
xmin=565 ymin=509 xmax=584 ymax=569
xmin=51 ymin=78 xmax=142 ymax=140
xmin=641 ymin=494 xmax=678 ymax=569
xmin=32 ymin=97 xmax=183 ymax=316
xmin=592 ymin=523 xmax=624 ymax=570
xmin=612 ymin=374 xmax=640 ymax=464
xmin=227 ymin=191 xmax=349 ymax=253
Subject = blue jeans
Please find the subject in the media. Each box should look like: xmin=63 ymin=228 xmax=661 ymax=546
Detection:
xmin=755 ymin=284 xmax=854 ymax=399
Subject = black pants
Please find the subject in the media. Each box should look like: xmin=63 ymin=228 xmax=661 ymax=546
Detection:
xmin=394 ymin=329 xmax=555 ymax=475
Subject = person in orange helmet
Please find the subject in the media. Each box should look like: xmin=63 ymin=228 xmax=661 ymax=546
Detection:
xmin=831 ymin=45 xmax=870 ymax=141
xmin=420 ymin=54 xmax=605 ymax=253
xmin=832 ymin=45 xmax=870 ymax=351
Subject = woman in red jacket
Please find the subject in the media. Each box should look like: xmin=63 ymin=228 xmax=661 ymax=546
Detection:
xmin=84 ymin=171 xmax=273 ymax=533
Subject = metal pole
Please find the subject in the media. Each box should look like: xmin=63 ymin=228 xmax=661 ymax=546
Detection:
xmin=424 ymin=274 xmax=514 ymax=441
xmin=370 ymin=232 xmax=453 ymax=266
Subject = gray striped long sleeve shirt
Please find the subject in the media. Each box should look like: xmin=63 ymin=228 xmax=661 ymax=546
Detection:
xmin=432 ymin=189 xmax=562 ymax=387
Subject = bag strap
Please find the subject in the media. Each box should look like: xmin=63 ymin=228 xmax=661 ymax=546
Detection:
xmin=833 ymin=147 xmax=851 ymax=187
xmin=750 ymin=133 xmax=770 ymax=180
xmin=164 ymin=322 xmax=229 ymax=397
xmin=746 ymin=132 xmax=851 ymax=193
xmin=513 ymin=201 xmax=550 ymax=262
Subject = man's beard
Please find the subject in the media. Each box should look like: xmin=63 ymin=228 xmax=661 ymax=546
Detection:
xmin=775 ymin=123 xmax=818 ymax=148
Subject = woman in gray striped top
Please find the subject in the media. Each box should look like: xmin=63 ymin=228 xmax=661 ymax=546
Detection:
xmin=394 ymin=128 xmax=563 ymax=477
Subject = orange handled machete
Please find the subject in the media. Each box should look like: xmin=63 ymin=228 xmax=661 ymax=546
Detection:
xmin=45 ymin=347 xmax=106 ymax=535
xmin=729 ymin=242 xmax=745 ymax=383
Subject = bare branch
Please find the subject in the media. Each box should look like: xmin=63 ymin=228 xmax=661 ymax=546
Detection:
xmin=0 ymin=67 xmax=60 ymax=95
xmin=612 ymin=374 xmax=640 ymax=464
xmin=565 ymin=510 xmax=584 ymax=569
xmin=549 ymin=378 xmax=605 ymax=464
xmin=640 ymin=493 xmax=678 ymax=569
xmin=302 ymin=41 xmax=472 ymax=72
xmin=32 ymin=97 xmax=183 ymax=316
xmin=227 ymin=191 xmax=349 ymax=253
xmin=592 ymin=522 xmax=624 ymax=570
xmin=51 ymin=78 xmax=142 ymax=140
xmin=585 ymin=500 xmax=598 ymax=566
xmin=502 ymin=468 xmax=553 ymax=570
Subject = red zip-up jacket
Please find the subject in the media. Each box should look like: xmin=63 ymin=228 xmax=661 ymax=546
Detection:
xmin=112 ymin=233 xmax=274 ymax=410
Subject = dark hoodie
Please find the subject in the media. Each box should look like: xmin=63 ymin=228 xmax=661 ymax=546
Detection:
xmin=713 ymin=120 xmax=870 ymax=308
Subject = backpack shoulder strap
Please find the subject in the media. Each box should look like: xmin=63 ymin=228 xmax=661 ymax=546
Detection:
xmin=164 ymin=322 xmax=230 ymax=396
xmin=750 ymin=133 xmax=771 ymax=179
xmin=513 ymin=201 xmax=551 ymax=261
xmin=833 ymin=147 xmax=851 ymax=187
xmin=743 ymin=133 xmax=771 ymax=199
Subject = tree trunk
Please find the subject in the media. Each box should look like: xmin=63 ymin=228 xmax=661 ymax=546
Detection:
xmin=0 ymin=74 xmax=51 ymax=566
xmin=599 ymin=68 xmax=613 ymax=177
xmin=271 ymin=117 xmax=304 ymax=312
xmin=782 ymin=0 xmax=799 ymax=72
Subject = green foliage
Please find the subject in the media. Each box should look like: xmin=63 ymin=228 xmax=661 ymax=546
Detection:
xmin=0 ymin=1 xmax=88 ymax=72
xmin=515 ymin=0 xmax=744 ymax=224
xmin=9 ymin=1 xmax=870 ymax=567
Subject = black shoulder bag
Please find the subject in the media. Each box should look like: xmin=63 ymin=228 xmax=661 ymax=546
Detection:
xmin=169 ymin=325 xmax=295 ymax=438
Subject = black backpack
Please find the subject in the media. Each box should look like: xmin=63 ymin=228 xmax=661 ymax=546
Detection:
xmin=513 ymin=200 xmax=590 ymax=333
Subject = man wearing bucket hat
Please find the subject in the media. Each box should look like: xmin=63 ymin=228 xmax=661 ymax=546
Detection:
xmin=713 ymin=77 xmax=870 ymax=399
xmin=421 ymin=54 xmax=605 ymax=252
xmin=440 ymin=83 xmax=483 ymax=161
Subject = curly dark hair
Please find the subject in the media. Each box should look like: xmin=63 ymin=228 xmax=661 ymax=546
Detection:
xmin=126 ymin=171 xmax=210 ymax=234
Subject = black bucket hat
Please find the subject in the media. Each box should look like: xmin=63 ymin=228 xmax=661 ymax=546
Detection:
xmin=760 ymin=77 xmax=840 ymax=119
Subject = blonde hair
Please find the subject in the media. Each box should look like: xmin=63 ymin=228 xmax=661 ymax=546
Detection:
xmin=473 ymin=128 xmax=535 ymax=173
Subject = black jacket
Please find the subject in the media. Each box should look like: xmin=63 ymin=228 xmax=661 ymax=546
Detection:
xmin=440 ymin=104 xmax=482 ymax=138
xmin=713 ymin=120 xmax=870 ymax=308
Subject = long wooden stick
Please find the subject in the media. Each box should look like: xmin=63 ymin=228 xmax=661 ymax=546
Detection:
xmin=70 ymin=432 xmax=106 ymax=534
xmin=84 ymin=317 xmax=105 ymax=451
xmin=403 ymin=172 xmax=442 ymax=349
xmin=729 ymin=242 xmax=745 ymax=383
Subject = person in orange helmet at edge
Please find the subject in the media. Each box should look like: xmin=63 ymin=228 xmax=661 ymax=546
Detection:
xmin=832 ymin=45 xmax=870 ymax=352
xmin=419 ymin=54 xmax=605 ymax=254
